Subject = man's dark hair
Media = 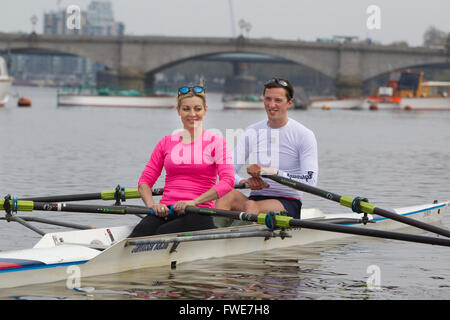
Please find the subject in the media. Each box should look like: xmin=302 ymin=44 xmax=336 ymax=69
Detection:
xmin=263 ymin=78 xmax=294 ymax=101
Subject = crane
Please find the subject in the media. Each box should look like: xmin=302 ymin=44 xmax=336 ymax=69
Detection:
xmin=228 ymin=0 xmax=237 ymax=38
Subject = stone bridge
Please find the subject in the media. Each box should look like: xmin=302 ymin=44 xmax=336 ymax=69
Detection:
xmin=1 ymin=32 xmax=449 ymax=95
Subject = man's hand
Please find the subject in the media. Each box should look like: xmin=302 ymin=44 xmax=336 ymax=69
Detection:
xmin=246 ymin=164 xmax=277 ymax=178
xmin=240 ymin=177 xmax=270 ymax=190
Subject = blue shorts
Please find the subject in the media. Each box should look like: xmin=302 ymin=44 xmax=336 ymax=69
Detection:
xmin=248 ymin=195 xmax=302 ymax=219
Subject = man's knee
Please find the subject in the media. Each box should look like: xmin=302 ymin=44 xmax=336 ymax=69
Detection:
xmin=216 ymin=190 xmax=246 ymax=210
xmin=215 ymin=192 xmax=232 ymax=209
xmin=243 ymin=200 xmax=258 ymax=213
xmin=244 ymin=199 xmax=285 ymax=214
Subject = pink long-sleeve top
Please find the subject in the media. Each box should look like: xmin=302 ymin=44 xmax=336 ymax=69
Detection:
xmin=138 ymin=130 xmax=235 ymax=208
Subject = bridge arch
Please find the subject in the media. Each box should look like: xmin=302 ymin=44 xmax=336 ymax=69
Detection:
xmin=143 ymin=51 xmax=331 ymax=80
xmin=139 ymin=51 xmax=335 ymax=97
xmin=136 ymin=43 xmax=338 ymax=80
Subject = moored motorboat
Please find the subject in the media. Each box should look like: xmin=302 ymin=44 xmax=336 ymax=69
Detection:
xmin=362 ymin=70 xmax=450 ymax=111
xmin=57 ymin=87 xmax=176 ymax=108
xmin=0 ymin=57 xmax=13 ymax=107
xmin=222 ymin=94 xmax=264 ymax=110
xmin=310 ymin=97 xmax=365 ymax=110
xmin=223 ymin=88 xmax=310 ymax=110
xmin=57 ymin=94 xmax=176 ymax=108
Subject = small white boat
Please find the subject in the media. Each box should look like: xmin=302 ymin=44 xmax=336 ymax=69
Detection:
xmin=0 ymin=200 xmax=448 ymax=289
xmin=57 ymin=94 xmax=176 ymax=109
xmin=400 ymin=95 xmax=450 ymax=111
xmin=361 ymin=96 xmax=450 ymax=111
xmin=223 ymin=95 xmax=264 ymax=110
xmin=223 ymin=93 xmax=310 ymax=110
xmin=223 ymin=99 xmax=264 ymax=110
xmin=0 ymin=57 xmax=13 ymax=106
xmin=57 ymin=87 xmax=176 ymax=109
xmin=310 ymin=97 xmax=365 ymax=110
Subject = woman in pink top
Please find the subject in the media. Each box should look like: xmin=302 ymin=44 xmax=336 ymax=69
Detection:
xmin=129 ymin=86 xmax=235 ymax=237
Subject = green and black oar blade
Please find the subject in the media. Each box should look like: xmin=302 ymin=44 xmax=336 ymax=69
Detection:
xmin=186 ymin=206 xmax=450 ymax=248
xmin=262 ymin=174 xmax=450 ymax=238
xmin=0 ymin=200 xmax=151 ymax=215
xmin=19 ymin=187 xmax=144 ymax=203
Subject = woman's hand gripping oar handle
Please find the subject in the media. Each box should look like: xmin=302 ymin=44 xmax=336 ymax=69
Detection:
xmin=149 ymin=205 xmax=176 ymax=217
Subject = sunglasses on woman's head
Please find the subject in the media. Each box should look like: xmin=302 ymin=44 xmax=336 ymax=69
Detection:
xmin=178 ymin=86 xmax=205 ymax=96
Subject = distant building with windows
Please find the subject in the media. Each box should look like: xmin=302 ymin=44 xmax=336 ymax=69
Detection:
xmin=8 ymin=1 xmax=125 ymax=86
xmin=43 ymin=10 xmax=87 ymax=35
xmin=43 ymin=0 xmax=124 ymax=36
xmin=85 ymin=1 xmax=125 ymax=35
xmin=12 ymin=1 xmax=125 ymax=87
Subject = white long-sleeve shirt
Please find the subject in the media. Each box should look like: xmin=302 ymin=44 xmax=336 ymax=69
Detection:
xmin=233 ymin=118 xmax=318 ymax=201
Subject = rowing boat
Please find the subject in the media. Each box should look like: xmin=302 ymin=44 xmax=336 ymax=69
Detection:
xmin=0 ymin=199 xmax=448 ymax=289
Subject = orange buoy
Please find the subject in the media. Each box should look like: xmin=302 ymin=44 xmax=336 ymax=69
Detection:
xmin=369 ymin=104 xmax=378 ymax=110
xmin=18 ymin=97 xmax=31 ymax=107
xmin=404 ymin=105 xmax=412 ymax=111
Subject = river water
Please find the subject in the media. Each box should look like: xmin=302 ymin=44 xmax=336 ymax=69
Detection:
xmin=0 ymin=86 xmax=449 ymax=301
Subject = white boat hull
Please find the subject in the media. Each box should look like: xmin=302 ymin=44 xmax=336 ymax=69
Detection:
xmin=0 ymin=78 xmax=12 ymax=106
xmin=0 ymin=201 xmax=448 ymax=289
xmin=401 ymin=97 xmax=450 ymax=111
xmin=223 ymin=100 xmax=264 ymax=110
xmin=57 ymin=94 xmax=176 ymax=108
xmin=310 ymin=98 xmax=365 ymax=110
xmin=361 ymin=99 xmax=402 ymax=110
xmin=362 ymin=97 xmax=450 ymax=111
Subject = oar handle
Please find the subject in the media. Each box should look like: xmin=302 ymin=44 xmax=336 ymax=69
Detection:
xmin=149 ymin=205 xmax=176 ymax=216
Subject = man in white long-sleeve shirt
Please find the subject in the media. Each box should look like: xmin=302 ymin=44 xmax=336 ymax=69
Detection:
xmin=216 ymin=78 xmax=318 ymax=219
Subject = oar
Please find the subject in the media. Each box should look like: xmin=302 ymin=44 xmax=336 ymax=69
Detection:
xmin=18 ymin=183 xmax=250 ymax=203
xmin=1 ymin=200 xmax=177 ymax=217
xmin=261 ymin=174 xmax=450 ymax=238
xmin=0 ymin=200 xmax=171 ymax=219
xmin=0 ymin=200 xmax=151 ymax=215
xmin=3 ymin=199 xmax=450 ymax=247
xmin=185 ymin=206 xmax=450 ymax=248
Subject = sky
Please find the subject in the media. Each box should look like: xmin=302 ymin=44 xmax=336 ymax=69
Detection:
xmin=0 ymin=0 xmax=449 ymax=47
